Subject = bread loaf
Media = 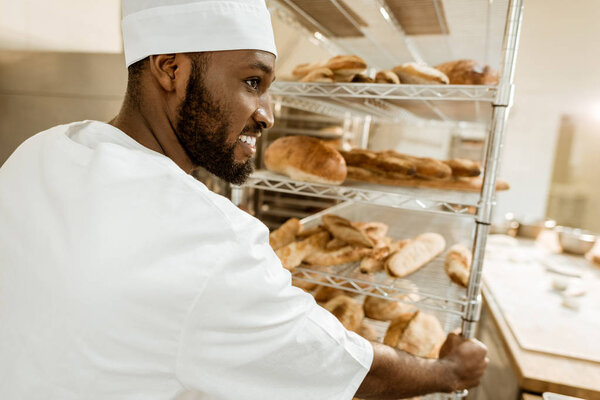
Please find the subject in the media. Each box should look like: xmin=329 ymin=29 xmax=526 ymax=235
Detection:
xmin=264 ymin=136 xmax=347 ymax=185
xmin=392 ymin=63 xmax=449 ymax=85
xmin=340 ymin=149 xmax=416 ymax=176
xmin=375 ymin=70 xmax=401 ymax=84
xmin=386 ymin=233 xmax=446 ymax=277
xmin=444 ymin=244 xmax=472 ymax=287
xmin=269 ymin=218 xmax=301 ymax=250
xmin=299 ymin=67 xmax=334 ymax=83
xmin=383 ymin=310 xmax=445 ymax=358
xmin=444 ymin=158 xmax=481 ymax=178
xmin=324 ymin=295 xmax=364 ymax=332
xmin=363 ymin=294 xmax=418 ymax=321
xmin=322 ymin=214 xmax=374 ymax=248
xmin=275 ymin=231 xmax=330 ymax=270
xmin=304 ymin=245 xmax=372 ymax=266
xmin=434 ymin=59 xmax=499 ymax=85
xmin=292 ymin=60 xmax=326 ymax=78
xmin=326 ymin=55 xmax=367 ymax=77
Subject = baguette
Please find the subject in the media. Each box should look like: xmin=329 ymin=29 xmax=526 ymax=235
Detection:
xmin=363 ymin=293 xmax=418 ymax=321
xmin=444 ymin=158 xmax=481 ymax=178
xmin=386 ymin=233 xmax=446 ymax=277
xmin=304 ymin=245 xmax=372 ymax=266
xmin=269 ymin=218 xmax=301 ymax=250
xmin=383 ymin=310 xmax=445 ymax=358
xmin=322 ymin=214 xmax=374 ymax=248
xmin=275 ymin=231 xmax=330 ymax=270
xmin=444 ymin=244 xmax=472 ymax=287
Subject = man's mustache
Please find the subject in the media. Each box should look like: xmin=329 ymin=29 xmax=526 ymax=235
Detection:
xmin=241 ymin=124 xmax=263 ymax=136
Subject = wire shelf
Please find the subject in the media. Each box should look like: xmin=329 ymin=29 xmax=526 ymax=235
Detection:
xmin=271 ymin=81 xmax=497 ymax=101
xmin=295 ymin=202 xmax=476 ymax=317
xmin=244 ymin=170 xmax=479 ymax=217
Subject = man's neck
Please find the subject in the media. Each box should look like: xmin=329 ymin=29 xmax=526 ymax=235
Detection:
xmin=109 ymin=102 xmax=195 ymax=173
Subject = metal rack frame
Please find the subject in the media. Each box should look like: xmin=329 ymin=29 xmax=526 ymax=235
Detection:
xmin=232 ymin=1 xmax=524 ymax=397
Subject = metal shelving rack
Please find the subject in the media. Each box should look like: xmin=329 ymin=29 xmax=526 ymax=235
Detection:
xmin=233 ymin=1 xmax=524 ymax=398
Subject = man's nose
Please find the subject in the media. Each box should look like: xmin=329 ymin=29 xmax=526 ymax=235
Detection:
xmin=254 ymin=94 xmax=274 ymax=130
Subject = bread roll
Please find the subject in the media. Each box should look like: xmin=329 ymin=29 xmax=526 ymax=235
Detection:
xmin=363 ymin=293 xmax=418 ymax=321
xmin=304 ymin=245 xmax=372 ymax=267
xmin=444 ymin=244 xmax=472 ymax=287
xmin=392 ymin=62 xmax=449 ymax=85
xmin=357 ymin=322 xmax=378 ymax=341
xmin=375 ymin=70 xmax=401 ymax=84
xmin=291 ymin=264 xmax=330 ymax=291
xmin=275 ymin=231 xmax=330 ymax=270
xmin=269 ymin=218 xmax=301 ymax=250
xmin=296 ymin=225 xmax=326 ymax=239
xmin=323 ymin=295 xmax=364 ymax=332
xmin=299 ymin=67 xmax=334 ymax=83
xmin=386 ymin=233 xmax=446 ymax=278
xmin=326 ymin=55 xmax=367 ymax=77
xmin=292 ymin=60 xmax=326 ymax=78
xmin=314 ymin=285 xmax=356 ymax=303
xmin=322 ymin=214 xmax=374 ymax=248
xmin=264 ymin=136 xmax=347 ymax=185
xmin=435 ymin=59 xmax=499 ymax=85
xmin=383 ymin=310 xmax=445 ymax=358
xmin=325 ymin=237 xmax=348 ymax=251
xmin=444 ymin=158 xmax=481 ymax=178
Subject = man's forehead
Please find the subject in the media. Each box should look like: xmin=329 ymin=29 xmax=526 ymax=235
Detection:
xmin=208 ymin=49 xmax=275 ymax=72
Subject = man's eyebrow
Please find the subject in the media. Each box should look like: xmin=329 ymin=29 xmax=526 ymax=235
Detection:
xmin=248 ymin=61 xmax=274 ymax=75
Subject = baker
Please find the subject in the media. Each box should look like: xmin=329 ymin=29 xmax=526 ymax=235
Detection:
xmin=0 ymin=1 xmax=488 ymax=399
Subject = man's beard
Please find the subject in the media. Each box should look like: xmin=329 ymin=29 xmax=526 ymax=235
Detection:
xmin=175 ymin=57 xmax=254 ymax=185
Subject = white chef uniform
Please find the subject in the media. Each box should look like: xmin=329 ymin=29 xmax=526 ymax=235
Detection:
xmin=0 ymin=121 xmax=373 ymax=400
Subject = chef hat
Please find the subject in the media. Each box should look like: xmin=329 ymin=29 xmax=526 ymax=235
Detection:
xmin=121 ymin=0 xmax=277 ymax=67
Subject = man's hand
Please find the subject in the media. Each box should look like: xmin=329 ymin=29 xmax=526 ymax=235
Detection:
xmin=437 ymin=332 xmax=489 ymax=392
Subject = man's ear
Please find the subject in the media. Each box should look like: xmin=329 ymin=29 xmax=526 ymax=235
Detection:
xmin=148 ymin=54 xmax=179 ymax=92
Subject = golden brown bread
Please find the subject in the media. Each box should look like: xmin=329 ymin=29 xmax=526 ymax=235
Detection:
xmin=444 ymin=244 xmax=472 ymax=287
xmin=323 ymin=295 xmax=364 ymax=332
xmin=304 ymin=245 xmax=372 ymax=266
xmin=296 ymin=225 xmax=326 ymax=239
xmin=275 ymin=231 xmax=330 ymax=270
xmin=340 ymin=149 xmax=416 ymax=176
xmin=363 ymin=293 xmax=419 ymax=321
xmin=322 ymin=214 xmax=374 ymax=248
xmin=444 ymin=158 xmax=481 ymax=178
xmin=383 ymin=310 xmax=445 ymax=358
xmin=357 ymin=322 xmax=378 ymax=341
xmin=392 ymin=62 xmax=449 ymax=85
xmin=375 ymin=70 xmax=401 ymax=84
xmin=381 ymin=151 xmax=451 ymax=180
xmin=264 ymin=136 xmax=347 ymax=185
xmin=386 ymin=233 xmax=446 ymax=278
xmin=314 ymin=285 xmax=357 ymax=302
xmin=325 ymin=237 xmax=348 ymax=251
xmin=291 ymin=264 xmax=331 ymax=291
xmin=292 ymin=60 xmax=326 ymax=78
xmin=299 ymin=67 xmax=334 ymax=83
xmin=434 ymin=59 xmax=499 ymax=85
xmin=346 ymin=165 xmax=510 ymax=192
xmin=352 ymin=222 xmax=389 ymax=244
xmin=326 ymin=55 xmax=367 ymax=76
xmin=269 ymin=218 xmax=301 ymax=250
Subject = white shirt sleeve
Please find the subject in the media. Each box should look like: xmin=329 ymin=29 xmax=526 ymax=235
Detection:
xmin=174 ymin=198 xmax=373 ymax=400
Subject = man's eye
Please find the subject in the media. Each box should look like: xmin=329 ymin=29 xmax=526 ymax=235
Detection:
xmin=245 ymin=78 xmax=260 ymax=90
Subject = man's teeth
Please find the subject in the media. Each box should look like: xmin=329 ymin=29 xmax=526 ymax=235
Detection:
xmin=239 ymin=135 xmax=256 ymax=147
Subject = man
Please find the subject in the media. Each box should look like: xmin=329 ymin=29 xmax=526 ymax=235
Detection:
xmin=0 ymin=1 xmax=488 ymax=399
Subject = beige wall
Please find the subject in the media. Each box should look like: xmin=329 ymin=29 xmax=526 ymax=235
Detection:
xmin=0 ymin=52 xmax=126 ymax=164
xmin=0 ymin=0 xmax=122 ymax=53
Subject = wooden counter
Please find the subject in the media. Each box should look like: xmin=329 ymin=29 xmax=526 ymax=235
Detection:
xmin=478 ymin=236 xmax=600 ymax=400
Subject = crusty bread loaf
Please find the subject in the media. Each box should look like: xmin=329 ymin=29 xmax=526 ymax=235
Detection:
xmin=322 ymin=214 xmax=374 ymax=248
xmin=323 ymin=295 xmax=364 ymax=332
xmin=340 ymin=149 xmax=416 ymax=176
xmin=299 ymin=67 xmax=334 ymax=82
xmin=363 ymin=294 xmax=418 ymax=321
xmin=392 ymin=62 xmax=449 ymax=85
xmin=269 ymin=218 xmax=301 ymax=250
xmin=444 ymin=158 xmax=481 ymax=178
xmin=383 ymin=310 xmax=445 ymax=358
xmin=264 ymin=136 xmax=347 ymax=185
xmin=304 ymin=245 xmax=372 ymax=266
xmin=326 ymin=55 xmax=367 ymax=76
xmin=375 ymin=70 xmax=401 ymax=84
xmin=386 ymin=233 xmax=446 ymax=277
xmin=434 ymin=59 xmax=499 ymax=85
xmin=346 ymin=165 xmax=510 ymax=192
xmin=275 ymin=231 xmax=330 ymax=270
xmin=444 ymin=244 xmax=472 ymax=287
xmin=292 ymin=60 xmax=326 ymax=78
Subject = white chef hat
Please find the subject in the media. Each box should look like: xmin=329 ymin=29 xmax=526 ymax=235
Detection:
xmin=121 ymin=0 xmax=277 ymax=67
